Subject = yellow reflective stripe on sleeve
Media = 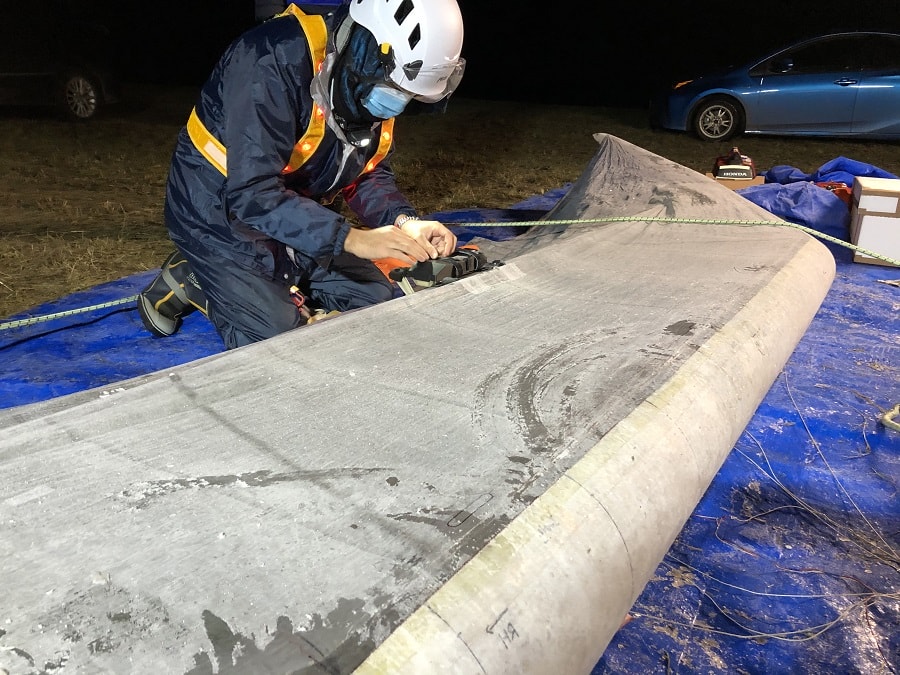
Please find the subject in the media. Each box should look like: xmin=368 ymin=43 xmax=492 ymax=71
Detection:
xmin=187 ymin=107 xmax=227 ymax=177
xmin=363 ymin=118 xmax=395 ymax=174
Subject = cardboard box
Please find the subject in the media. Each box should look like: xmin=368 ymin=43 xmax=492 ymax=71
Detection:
xmin=850 ymin=176 xmax=900 ymax=267
xmin=705 ymin=173 xmax=765 ymax=190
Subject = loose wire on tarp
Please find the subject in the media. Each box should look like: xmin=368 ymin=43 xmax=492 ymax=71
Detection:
xmin=1 ymin=215 xmax=897 ymax=332
xmin=622 ymin=368 xmax=898 ymax=669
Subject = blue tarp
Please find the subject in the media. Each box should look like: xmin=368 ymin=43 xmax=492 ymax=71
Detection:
xmin=0 ymin=188 xmax=568 ymax=409
xmin=737 ymin=181 xmax=850 ymax=242
xmin=764 ymin=156 xmax=897 ymax=188
xmin=593 ymin=161 xmax=900 ymax=673
xmin=593 ymin=251 xmax=899 ymax=674
xmin=1 ymin=169 xmax=897 ymax=673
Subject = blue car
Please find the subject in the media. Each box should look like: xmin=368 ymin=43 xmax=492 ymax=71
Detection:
xmin=651 ymin=32 xmax=900 ymax=141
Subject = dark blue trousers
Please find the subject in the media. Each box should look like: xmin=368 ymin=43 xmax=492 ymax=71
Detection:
xmin=184 ymin=246 xmax=393 ymax=350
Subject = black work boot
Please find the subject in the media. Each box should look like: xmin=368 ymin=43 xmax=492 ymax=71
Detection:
xmin=137 ymin=251 xmax=208 ymax=337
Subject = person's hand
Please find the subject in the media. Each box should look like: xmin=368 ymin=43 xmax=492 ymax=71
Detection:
xmin=398 ymin=218 xmax=458 ymax=258
xmin=343 ymin=226 xmax=431 ymax=263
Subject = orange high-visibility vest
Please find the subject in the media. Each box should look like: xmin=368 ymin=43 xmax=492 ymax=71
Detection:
xmin=186 ymin=5 xmax=394 ymax=179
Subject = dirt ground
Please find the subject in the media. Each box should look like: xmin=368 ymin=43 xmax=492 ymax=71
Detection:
xmin=1 ymin=83 xmax=898 ymax=319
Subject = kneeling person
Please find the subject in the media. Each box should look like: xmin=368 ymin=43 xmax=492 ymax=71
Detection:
xmin=139 ymin=0 xmax=464 ymax=349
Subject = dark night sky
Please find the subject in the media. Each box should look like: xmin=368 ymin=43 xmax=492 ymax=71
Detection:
xmin=455 ymin=1 xmax=900 ymax=105
xmin=68 ymin=0 xmax=900 ymax=107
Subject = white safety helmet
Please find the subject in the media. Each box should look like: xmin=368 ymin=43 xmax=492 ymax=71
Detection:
xmin=348 ymin=0 xmax=465 ymax=103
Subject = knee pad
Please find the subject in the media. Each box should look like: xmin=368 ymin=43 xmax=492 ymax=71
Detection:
xmin=137 ymin=251 xmax=208 ymax=337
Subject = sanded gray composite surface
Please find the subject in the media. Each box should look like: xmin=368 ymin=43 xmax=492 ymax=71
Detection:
xmin=0 ymin=136 xmax=835 ymax=674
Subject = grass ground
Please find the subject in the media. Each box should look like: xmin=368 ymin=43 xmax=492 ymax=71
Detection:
xmin=1 ymin=83 xmax=898 ymax=319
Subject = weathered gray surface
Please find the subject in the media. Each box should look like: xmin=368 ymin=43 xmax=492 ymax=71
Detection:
xmin=0 ymin=135 xmax=835 ymax=674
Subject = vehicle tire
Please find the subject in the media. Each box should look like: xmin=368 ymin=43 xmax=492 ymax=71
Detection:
xmin=692 ymin=97 xmax=742 ymax=142
xmin=58 ymin=71 xmax=101 ymax=121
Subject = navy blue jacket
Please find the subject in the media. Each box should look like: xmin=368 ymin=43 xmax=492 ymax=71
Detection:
xmin=163 ymin=9 xmax=415 ymax=280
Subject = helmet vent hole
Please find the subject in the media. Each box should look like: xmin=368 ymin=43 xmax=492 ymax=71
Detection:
xmin=393 ymin=0 xmax=415 ymax=25
xmin=402 ymin=59 xmax=423 ymax=80
xmin=407 ymin=24 xmax=421 ymax=49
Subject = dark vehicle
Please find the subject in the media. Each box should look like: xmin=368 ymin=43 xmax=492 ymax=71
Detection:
xmin=0 ymin=5 xmax=121 ymax=120
xmin=651 ymin=32 xmax=900 ymax=141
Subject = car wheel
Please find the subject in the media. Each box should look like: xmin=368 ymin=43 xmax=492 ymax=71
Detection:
xmin=59 ymin=72 xmax=101 ymax=121
xmin=692 ymin=98 xmax=742 ymax=141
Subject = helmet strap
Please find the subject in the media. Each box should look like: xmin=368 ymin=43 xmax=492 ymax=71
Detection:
xmin=329 ymin=24 xmax=383 ymax=130
xmin=333 ymin=13 xmax=355 ymax=56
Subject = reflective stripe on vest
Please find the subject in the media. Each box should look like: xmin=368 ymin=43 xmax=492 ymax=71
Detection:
xmin=280 ymin=4 xmax=328 ymax=174
xmin=361 ymin=118 xmax=394 ymax=174
xmin=186 ymin=6 xmax=395 ymax=179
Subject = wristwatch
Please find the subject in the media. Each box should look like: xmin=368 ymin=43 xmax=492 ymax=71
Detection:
xmin=394 ymin=214 xmax=419 ymax=228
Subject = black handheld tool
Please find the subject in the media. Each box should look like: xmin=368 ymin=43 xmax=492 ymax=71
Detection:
xmin=389 ymin=248 xmax=499 ymax=295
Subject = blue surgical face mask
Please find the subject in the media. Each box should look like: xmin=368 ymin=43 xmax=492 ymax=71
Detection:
xmin=362 ymin=84 xmax=413 ymax=119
